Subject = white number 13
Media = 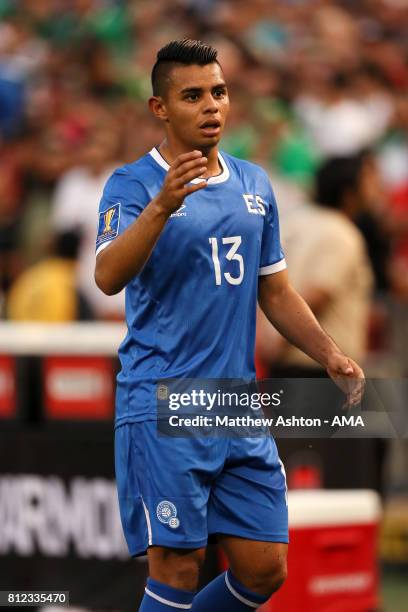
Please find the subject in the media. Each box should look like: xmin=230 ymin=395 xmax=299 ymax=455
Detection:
xmin=209 ymin=236 xmax=244 ymax=286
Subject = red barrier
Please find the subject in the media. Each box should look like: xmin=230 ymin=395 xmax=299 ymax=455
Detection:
xmin=219 ymin=491 xmax=380 ymax=612
xmin=267 ymin=522 xmax=379 ymax=612
xmin=43 ymin=355 xmax=114 ymax=419
xmin=0 ymin=355 xmax=16 ymax=418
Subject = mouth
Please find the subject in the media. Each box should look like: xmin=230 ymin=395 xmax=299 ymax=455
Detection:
xmin=199 ymin=119 xmax=221 ymax=136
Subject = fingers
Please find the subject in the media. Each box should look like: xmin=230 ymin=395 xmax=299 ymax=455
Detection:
xmin=173 ymin=155 xmax=207 ymax=179
xmin=175 ymin=165 xmax=207 ymax=187
xmin=328 ymin=360 xmax=365 ymax=410
xmin=158 ymin=150 xmax=208 ymax=212
xmin=168 ymin=151 xmax=207 ymax=189
xmin=343 ymin=378 xmax=365 ymax=410
xmin=171 ymin=150 xmax=203 ymax=169
xmin=185 ymin=181 xmax=208 ymax=195
xmin=172 ymin=158 xmax=207 ymax=188
xmin=337 ymin=357 xmax=356 ymax=376
xmin=345 ymin=358 xmax=365 ymax=379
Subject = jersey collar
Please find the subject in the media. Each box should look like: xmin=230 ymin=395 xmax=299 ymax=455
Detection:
xmin=149 ymin=147 xmax=230 ymax=185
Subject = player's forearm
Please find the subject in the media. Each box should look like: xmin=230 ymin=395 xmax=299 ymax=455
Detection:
xmin=95 ymin=151 xmax=208 ymax=295
xmin=95 ymin=198 xmax=170 ymax=295
xmin=259 ymin=282 xmax=342 ymax=369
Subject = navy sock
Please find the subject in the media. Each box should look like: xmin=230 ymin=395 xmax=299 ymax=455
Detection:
xmin=139 ymin=577 xmax=195 ymax=611
xmin=192 ymin=569 xmax=268 ymax=611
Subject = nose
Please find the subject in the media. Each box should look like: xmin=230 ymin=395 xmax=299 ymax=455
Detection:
xmin=202 ymin=93 xmax=218 ymax=114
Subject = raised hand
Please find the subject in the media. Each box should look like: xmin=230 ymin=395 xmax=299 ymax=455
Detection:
xmin=154 ymin=150 xmax=208 ymax=214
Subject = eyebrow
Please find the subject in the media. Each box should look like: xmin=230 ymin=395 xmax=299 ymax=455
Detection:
xmin=180 ymin=82 xmax=227 ymax=94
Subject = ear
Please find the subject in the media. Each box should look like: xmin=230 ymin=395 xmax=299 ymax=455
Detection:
xmin=149 ymin=96 xmax=169 ymax=122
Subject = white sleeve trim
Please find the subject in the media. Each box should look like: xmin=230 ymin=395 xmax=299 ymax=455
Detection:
xmin=95 ymin=240 xmax=113 ymax=257
xmin=259 ymin=258 xmax=287 ymax=276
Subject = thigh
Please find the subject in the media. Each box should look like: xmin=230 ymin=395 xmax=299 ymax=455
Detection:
xmin=115 ymin=422 xmax=226 ymax=556
xmin=208 ymin=435 xmax=288 ymax=543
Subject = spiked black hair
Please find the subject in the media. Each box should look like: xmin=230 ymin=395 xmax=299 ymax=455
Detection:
xmin=151 ymin=39 xmax=219 ymax=97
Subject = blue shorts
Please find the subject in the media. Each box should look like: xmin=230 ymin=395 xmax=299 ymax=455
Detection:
xmin=115 ymin=421 xmax=288 ymax=557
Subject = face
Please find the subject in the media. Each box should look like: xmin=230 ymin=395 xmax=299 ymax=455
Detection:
xmin=150 ymin=62 xmax=229 ymax=150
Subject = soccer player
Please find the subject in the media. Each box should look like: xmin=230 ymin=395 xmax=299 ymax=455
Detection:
xmin=95 ymin=40 xmax=364 ymax=612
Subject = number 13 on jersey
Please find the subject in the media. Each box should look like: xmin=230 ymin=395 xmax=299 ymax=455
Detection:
xmin=209 ymin=236 xmax=244 ymax=286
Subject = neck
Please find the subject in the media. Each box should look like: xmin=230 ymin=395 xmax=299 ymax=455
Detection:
xmin=158 ymin=138 xmax=221 ymax=178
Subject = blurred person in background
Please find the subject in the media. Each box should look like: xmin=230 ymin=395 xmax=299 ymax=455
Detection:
xmin=294 ymin=68 xmax=393 ymax=159
xmin=257 ymin=152 xmax=376 ymax=379
xmin=379 ymin=92 xmax=408 ymax=376
xmin=7 ymin=229 xmax=92 ymax=322
xmin=256 ymin=152 xmax=393 ymax=496
xmin=0 ymin=12 xmax=47 ymax=315
xmin=51 ymin=120 xmax=125 ymax=320
xmin=0 ymin=13 xmax=47 ymax=139
xmin=0 ymin=134 xmax=25 ymax=316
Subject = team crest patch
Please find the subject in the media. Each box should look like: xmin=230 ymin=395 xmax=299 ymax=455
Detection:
xmin=157 ymin=384 xmax=168 ymax=401
xmin=96 ymin=203 xmax=120 ymax=249
xmin=156 ymin=500 xmax=180 ymax=528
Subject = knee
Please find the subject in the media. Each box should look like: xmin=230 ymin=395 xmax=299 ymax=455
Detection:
xmin=148 ymin=547 xmax=205 ymax=591
xmin=265 ymin=561 xmax=287 ymax=594
xmin=171 ymin=555 xmax=202 ymax=591
xmin=234 ymin=557 xmax=288 ymax=597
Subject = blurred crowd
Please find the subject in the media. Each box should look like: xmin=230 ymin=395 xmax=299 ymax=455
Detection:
xmin=0 ymin=0 xmax=408 ymax=373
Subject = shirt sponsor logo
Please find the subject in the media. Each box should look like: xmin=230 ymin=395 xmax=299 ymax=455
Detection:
xmin=170 ymin=204 xmax=187 ymax=218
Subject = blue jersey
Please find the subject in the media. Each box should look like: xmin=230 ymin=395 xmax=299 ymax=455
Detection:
xmin=96 ymin=148 xmax=286 ymax=426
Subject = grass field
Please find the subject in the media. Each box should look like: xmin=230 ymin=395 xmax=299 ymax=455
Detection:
xmin=382 ymin=568 xmax=408 ymax=612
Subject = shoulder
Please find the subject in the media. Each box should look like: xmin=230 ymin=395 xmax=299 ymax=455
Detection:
xmin=106 ymin=153 xmax=152 ymax=184
xmin=322 ymin=209 xmax=360 ymax=235
xmin=319 ymin=209 xmax=366 ymax=250
xmin=102 ymin=153 xmax=156 ymax=199
xmin=124 ymin=151 xmax=158 ymax=178
xmin=221 ymin=152 xmax=274 ymax=208
xmin=221 ymin=151 xmax=270 ymax=183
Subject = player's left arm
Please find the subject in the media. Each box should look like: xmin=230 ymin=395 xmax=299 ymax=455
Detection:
xmin=258 ymin=269 xmax=365 ymax=407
